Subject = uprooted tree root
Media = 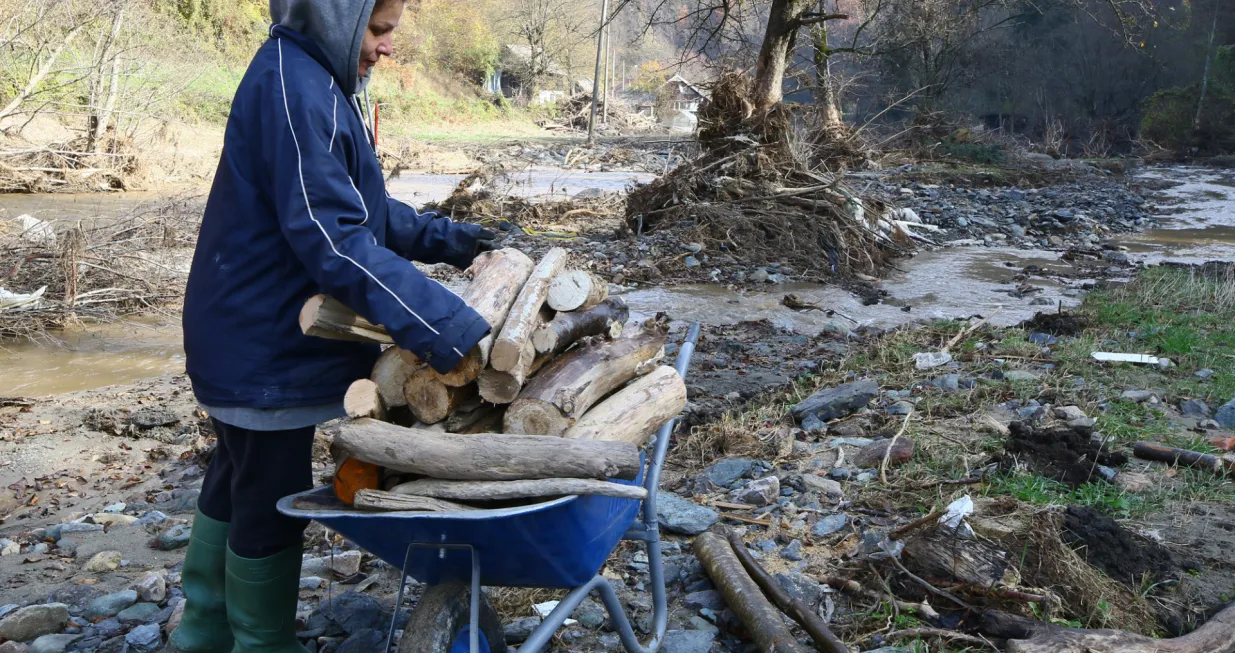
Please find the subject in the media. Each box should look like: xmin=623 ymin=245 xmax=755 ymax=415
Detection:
xmin=0 ymin=135 xmax=146 ymax=193
xmin=427 ymin=168 xmax=625 ymax=236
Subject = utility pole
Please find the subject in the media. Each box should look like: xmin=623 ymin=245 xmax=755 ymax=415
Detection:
xmin=602 ymin=21 xmax=611 ymax=124
xmin=586 ymin=0 xmax=610 ymax=145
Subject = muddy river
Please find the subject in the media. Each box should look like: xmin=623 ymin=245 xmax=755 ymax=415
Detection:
xmin=2 ymin=166 xmax=1232 ymax=397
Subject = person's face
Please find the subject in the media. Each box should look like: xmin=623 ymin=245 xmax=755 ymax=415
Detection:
xmin=360 ymin=1 xmax=404 ymax=79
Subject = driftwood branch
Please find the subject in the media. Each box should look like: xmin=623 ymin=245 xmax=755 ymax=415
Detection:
xmin=352 ymin=489 xmax=476 ymax=512
xmin=1134 ymin=441 xmax=1235 ymax=474
xmin=983 ymin=604 xmax=1235 ymax=653
xmin=389 ymin=478 xmax=647 ymax=501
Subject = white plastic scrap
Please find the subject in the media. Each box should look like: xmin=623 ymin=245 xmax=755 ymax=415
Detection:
xmin=939 ymin=495 xmax=974 ymax=530
xmin=14 ymin=215 xmax=56 ymax=247
xmin=1091 ymin=352 xmax=1172 ymax=368
xmin=913 ymin=351 xmax=953 ymax=370
xmin=533 ymin=600 xmax=577 ymax=626
xmin=0 ymin=286 xmax=47 ymax=311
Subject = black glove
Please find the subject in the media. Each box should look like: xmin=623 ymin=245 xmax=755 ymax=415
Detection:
xmin=474 ymin=227 xmax=498 ymax=256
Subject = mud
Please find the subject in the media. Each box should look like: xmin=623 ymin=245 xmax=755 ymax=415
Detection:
xmin=1001 ymin=422 xmax=1128 ymax=486
xmin=1063 ymin=506 xmax=1196 ymax=587
xmin=1016 ymin=310 xmax=1090 ymax=336
xmin=1140 ymin=503 xmax=1235 ymax=630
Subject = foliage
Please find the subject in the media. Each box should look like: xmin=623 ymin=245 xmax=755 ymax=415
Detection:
xmin=1140 ymin=86 xmax=1235 ymax=154
xmin=399 ymin=0 xmax=501 ymax=80
xmin=631 ymin=61 xmax=669 ymax=91
xmin=934 ymin=141 xmax=1006 ymax=164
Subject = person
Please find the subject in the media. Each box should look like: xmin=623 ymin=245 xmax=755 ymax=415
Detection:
xmin=174 ymin=1 xmax=492 ymax=651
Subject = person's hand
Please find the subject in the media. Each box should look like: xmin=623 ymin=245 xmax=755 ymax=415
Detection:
xmin=474 ymin=227 xmax=498 ymax=256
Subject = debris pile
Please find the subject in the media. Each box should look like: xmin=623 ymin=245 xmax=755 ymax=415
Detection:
xmin=541 ymin=93 xmax=658 ymax=135
xmin=0 ymin=136 xmax=144 ymax=193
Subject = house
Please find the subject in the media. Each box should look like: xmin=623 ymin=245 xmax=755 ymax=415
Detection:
xmin=662 ymin=74 xmax=707 ymax=113
xmin=485 ymin=44 xmax=575 ymax=102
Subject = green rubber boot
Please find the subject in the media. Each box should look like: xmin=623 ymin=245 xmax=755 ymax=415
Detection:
xmin=168 ymin=511 xmax=234 ymax=653
xmin=225 ymin=545 xmax=310 ymax=653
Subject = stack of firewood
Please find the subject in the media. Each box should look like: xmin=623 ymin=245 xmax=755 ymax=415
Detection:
xmin=299 ymin=248 xmax=688 ymax=512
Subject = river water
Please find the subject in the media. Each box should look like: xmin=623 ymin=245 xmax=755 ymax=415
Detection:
xmin=2 ymin=166 xmax=1232 ymax=397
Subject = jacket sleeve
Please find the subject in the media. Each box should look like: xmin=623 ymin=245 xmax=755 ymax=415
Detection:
xmin=385 ymin=198 xmax=483 ymax=269
xmin=262 ymin=66 xmax=489 ymax=374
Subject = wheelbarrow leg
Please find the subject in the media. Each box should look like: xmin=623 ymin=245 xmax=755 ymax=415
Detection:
xmin=468 ymin=548 xmax=481 ymax=653
xmin=385 ymin=544 xmax=416 ymax=653
xmin=382 ymin=543 xmax=484 ymax=653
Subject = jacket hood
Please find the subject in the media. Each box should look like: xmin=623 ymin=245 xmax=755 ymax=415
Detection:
xmin=270 ymin=0 xmax=375 ymax=95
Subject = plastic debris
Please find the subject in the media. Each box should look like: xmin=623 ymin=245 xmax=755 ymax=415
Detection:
xmin=0 ymin=286 xmax=47 ymax=311
xmin=14 ymin=214 xmax=56 ymax=246
xmin=939 ymin=495 xmax=974 ymax=530
xmin=1091 ymin=352 xmax=1172 ymax=367
xmin=533 ymin=600 xmax=578 ymax=625
xmin=913 ymin=352 xmax=953 ymax=370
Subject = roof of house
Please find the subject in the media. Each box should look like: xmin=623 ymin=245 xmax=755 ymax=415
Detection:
xmin=501 ymin=44 xmax=568 ymax=78
xmin=664 ymin=74 xmax=708 ymax=99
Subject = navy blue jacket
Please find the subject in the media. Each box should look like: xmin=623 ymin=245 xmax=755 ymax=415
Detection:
xmin=184 ymin=27 xmax=490 ymax=409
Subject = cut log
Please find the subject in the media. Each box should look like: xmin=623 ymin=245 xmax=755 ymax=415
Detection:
xmin=902 ymin=527 xmax=1021 ymax=588
xmin=563 ymin=365 xmax=686 ymax=447
xmin=1134 ymin=441 xmax=1235 ymax=473
xmin=372 ymin=347 xmax=421 ymax=408
xmin=532 ymin=297 xmax=628 ymax=356
xmin=693 ymin=531 xmax=812 ymax=653
xmin=478 ymin=350 xmax=551 ymax=404
xmin=299 ymin=294 xmax=392 ymax=345
xmin=985 ymin=603 xmax=1235 ymax=653
xmin=491 ymin=248 xmax=568 ymax=372
xmin=353 ymin=489 xmax=476 ymax=512
xmin=505 ymin=321 xmax=667 ymax=436
xmin=344 ymin=379 xmax=386 ymax=420
xmin=547 ymin=270 xmax=608 ymax=312
xmin=333 ymin=457 xmax=381 ymax=505
xmin=403 ymin=368 xmax=477 ymax=424
xmin=390 ymin=478 xmax=647 ymax=501
xmin=445 ymin=403 xmax=507 ymax=434
xmin=334 ymin=418 xmax=641 ymax=480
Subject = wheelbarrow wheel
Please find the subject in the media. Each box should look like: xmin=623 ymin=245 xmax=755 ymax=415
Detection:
xmin=398 ymin=581 xmax=507 ymax=653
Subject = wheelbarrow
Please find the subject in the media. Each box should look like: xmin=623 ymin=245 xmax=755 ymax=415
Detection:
xmin=278 ymin=323 xmax=701 ymax=653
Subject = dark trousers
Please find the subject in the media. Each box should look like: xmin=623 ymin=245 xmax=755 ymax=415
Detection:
xmin=198 ymin=419 xmax=315 ymax=558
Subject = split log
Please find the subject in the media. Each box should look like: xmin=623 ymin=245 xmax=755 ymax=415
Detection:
xmin=353 ymin=489 xmax=476 ymax=512
xmin=390 ymin=478 xmax=647 ymax=501
xmin=477 ymin=309 xmax=555 ymax=404
xmin=563 ymin=365 xmax=686 ymax=446
xmin=547 ymin=270 xmax=608 ymax=312
xmin=726 ymin=531 xmax=849 ymax=653
xmin=333 ymin=457 xmax=381 ymax=505
xmin=984 ymin=604 xmax=1235 ymax=653
xmin=505 ymin=322 xmax=667 ymax=436
xmin=532 ymin=297 xmax=628 ymax=356
xmin=334 ymin=418 xmax=641 ymax=481
xmin=403 ymin=368 xmax=477 ymax=424
xmin=299 ymin=294 xmax=392 ymax=345
xmin=491 ymin=248 xmax=567 ymax=372
xmin=372 ymin=347 xmax=421 ymax=408
xmin=902 ymin=527 xmax=1021 ymax=588
xmin=693 ymin=531 xmax=812 ymax=653
xmin=444 ymin=403 xmax=506 ymax=434
xmin=344 ymin=379 xmax=386 ymax=420
xmin=1133 ymin=441 xmax=1235 ymax=474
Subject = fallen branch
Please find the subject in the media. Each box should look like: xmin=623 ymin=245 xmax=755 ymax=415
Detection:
xmin=882 ymin=628 xmax=995 ymax=650
xmin=819 ymin=577 xmax=940 ymax=621
xmin=389 ymin=478 xmax=647 ymax=501
xmin=1133 ymin=442 xmax=1235 ymax=474
xmin=881 ymin=409 xmax=913 ymax=484
xmin=985 ymin=603 xmax=1235 ymax=653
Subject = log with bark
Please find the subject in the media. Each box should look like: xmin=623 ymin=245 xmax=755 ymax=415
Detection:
xmin=477 ymin=308 xmax=555 ymax=404
xmin=298 ymin=294 xmax=392 ymax=345
xmin=389 ymin=477 xmax=647 ymax=501
xmin=693 ymin=531 xmax=812 ymax=653
xmin=982 ymin=604 xmax=1235 ymax=653
xmin=372 ymin=346 xmax=421 ymax=408
xmin=444 ymin=402 xmax=506 ymax=434
xmin=334 ymin=418 xmax=641 ymax=481
xmin=562 ymin=365 xmax=686 ymax=446
xmin=344 ymin=378 xmax=386 ymax=420
xmin=902 ymin=527 xmax=1021 ymax=588
xmin=505 ymin=321 xmax=667 ymax=436
xmin=532 ymin=297 xmax=628 ymax=356
xmin=547 ymin=270 xmax=608 ymax=312
xmin=1134 ymin=441 xmax=1235 ymax=474
xmin=491 ymin=247 xmax=567 ymax=372
xmin=403 ymin=368 xmax=478 ymax=424
xmin=353 ymin=489 xmax=476 ymax=512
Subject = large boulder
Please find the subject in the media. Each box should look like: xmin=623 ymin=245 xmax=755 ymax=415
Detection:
xmin=0 ymin=604 xmax=70 ymax=643
xmin=791 ymin=380 xmax=878 ymax=423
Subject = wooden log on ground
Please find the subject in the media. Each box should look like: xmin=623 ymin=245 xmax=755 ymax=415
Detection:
xmin=372 ymin=347 xmax=422 ymax=408
xmin=299 ymin=294 xmax=392 ymax=345
xmin=390 ymin=478 xmax=647 ymax=501
xmin=334 ymin=418 xmax=641 ymax=481
xmin=353 ymin=489 xmax=476 ymax=512
xmin=693 ymin=531 xmax=812 ymax=653
xmin=563 ymin=365 xmax=686 ymax=446
xmin=984 ymin=603 xmax=1235 ymax=653
xmin=505 ymin=321 xmax=667 ymax=436
xmin=1133 ymin=441 xmax=1235 ymax=473
xmin=547 ymin=270 xmax=608 ymax=312
xmin=726 ymin=531 xmax=849 ymax=653
xmin=532 ymin=297 xmax=628 ymax=356
xmin=903 ymin=527 xmax=1021 ymax=587
xmin=491 ymin=248 xmax=568 ymax=372
xmin=344 ymin=379 xmax=386 ymax=420
xmin=403 ymin=368 xmax=477 ymax=424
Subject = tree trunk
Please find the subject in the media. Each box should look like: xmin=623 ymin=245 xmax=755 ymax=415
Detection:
xmin=563 ymin=365 xmax=686 ymax=447
xmin=87 ymin=4 xmax=125 ymax=153
xmin=344 ymin=379 xmax=386 ymax=420
xmin=333 ymin=457 xmax=382 ymax=506
xmin=389 ymin=477 xmax=647 ymax=502
xmin=752 ymin=0 xmax=809 ymax=113
xmin=0 ymin=21 xmax=89 ymax=123
xmin=547 ymin=270 xmax=609 ymax=312
xmin=504 ymin=322 xmax=667 ymax=436
xmin=1194 ymin=0 xmax=1220 ymax=131
xmin=334 ymin=418 xmax=642 ymax=481
xmin=372 ymin=346 xmax=421 ymax=408
xmin=491 ymin=248 xmax=568 ymax=372
xmin=812 ymin=3 xmax=844 ymax=135
xmin=353 ymin=489 xmax=477 ymax=512
xmin=532 ymin=298 xmax=628 ymax=356
xmin=300 ymin=294 xmax=393 ymax=345
xmin=403 ymin=368 xmax=477 ymax=424
xmin=693 ymin=531 xmax=813 ymax=653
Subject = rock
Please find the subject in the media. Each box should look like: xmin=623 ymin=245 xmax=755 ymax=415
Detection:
xmin=830 ymin=422 xmax=866 ymax=437
xmin=683 ymin=256 xmax=700 ymax=268
xmin=703 ymin=459 xmax=753 ymax=488
xmin=0 ymin=539 xmax=19 ymax=556
xmin=1215 ymin=399 xmax=1235 ymax=428
xmin=733 ymin=477 xmax=779 ymax=507
xmin=0 ymin=642 xmax=27 ymax=653
xmin=48 ymin=586 xmax=102 ymax=610
xmin=687 ymin=616 xmax=719 ymax=636
xmin=684 ymin=590 xmax=724 ymax=612
xmin=116 ymin=603 xmax=160 ymax=625
xmin=1102 ymin=250 xmax=1131 ymax=264
xmin=135 ymin=511 xmax=168 ymax=527
xmin=886 ymin=401 xmax=914 ymax=416
xmin=854 ymin=437 xmax=915 ymax=468
xmin=55 ymin=540 xmax=79 ymax=558
xmin=660 ymin=629 xmax=715 ymax=653
xmin=133 ymin=572 xmax=166 ymax=603
xmin=574 ymin=599 xmax=605 ymax=629
xmin=1003 ymin=370 xmax=1040 ymax=382
xmin=774 ymin=572 xmax=825 ymax=606
xmin=750 ymin=268 xmax=770 ymax=283
xmin=102 ymin=503 xmax=125 ymax=513
xmin=1054 ymin=406 xmax=1088 ymax=421
xmin=0 ymin=606 xmax=16 ymax=620
xmin=1114 ymin=471 xmax=1154 ymax=493
xmin=300 ymin=577 xmax=327 ymax=590
xmin=89 ymin=514 xmax=137 ymax=528
xmin=130 ymin=408 xmax=178 ymax=430
xmin=124 ymin=624 xmax=161 ymax=653
xmin=1180 ymin=399 xmax=1211 ymax=418
xmin=800 ymin=475 xmax=844 ymax=500
xmin=791 ymin=380 xmax=879 ymax=423
xmin=1121 ymin=389 xmax=1161 ymax=404
xmin=85 ymin=591 xmax=138 ymax=621
xmin=336 ymin=629 xmax=384 ymax=653
xmin=1069 ymin=417 xmax=1097 ymax=429
xmin=155 ymin=524 xmax=192 ymax=551
xmin=308 ymin=592 xmax=386 ymax=636
xmin=503 ymin=617 xmax=540 ymax=644
xmin=1027 ymin=333 xmax=1056 ymax=345
xmin=302 ymin=550 xmax=363 ymax=578
xmin=812 ymin=513 xmax=848 ymax=537
xmin=657 ymin=494 xmax=719 ymax=535
xmin=84 ymin=551 xmax=123 ymax=573
xmin=0 ymin=604 xmax=70 ymax=642
xmin=1196 ymin=368 xmax=1215 ymax=380
xmin=829 ymin=437 xmax=873 ymax=448
xmin=780 ymin=539 xmax=804 ymax=561
xmin=27 ymin=635 xmax=79 ymax=653
xmin=800 ymin=414 xmax=827 ymax=433
xmin=55 ymin=523 xmax=103 ymax=540
xmin=164 ymin=600 xmax=185 ymax=636
xmin=927 ymin=374 xmax=960 ymax=392
xmin=828 ymin=468 xmax=852 ymax=481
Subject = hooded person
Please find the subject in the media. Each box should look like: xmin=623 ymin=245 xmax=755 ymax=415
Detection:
xmin=172 ymin=1 xmax=494 ymax=651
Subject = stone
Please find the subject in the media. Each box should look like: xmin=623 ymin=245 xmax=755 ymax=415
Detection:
xmin=780 ymin=539 xmax=804 ymax=561
xmin=684 ymin=591 xmax=724 ymax=612
xmin=657 ymin=494 xmax=719 ymax=535
xmin=32 ymin=543 xmax=49 ymax=555
xmin=1180 ymin=399 xmax=1211 ymax=418
xmin=733 ymin=476 xmax=779 ymax=507
xmin=336 ymin=629 xmax=384 ymax=653
xmin=574 ymin=599 xmax=605 ymax=629
xmin=829 ymin=437 xmax=873 ymax=448
xmin=0 ymin=606 xmax=17 ymax=620
xmin=1196 ymin=368 xmax=1215 ymax=380
xmin=1027 ymin=333 xmax=1057 ymax=346
xmin=812 ymin=513 xmax=848 ymax=537
xmin=27 ymin=635 xmax=79 ymax=653
xmin=48 ymin=586 xmax=101 ymax=610
xmin=89 ymin=514 xmax=137 ymax=528
xmin=130 ymin=408 xmax=178 ymax=430
xmin=85 ymin=591 xmax=138 ymax=621
xmin=800 ymin=475 xmax=844 ymax=500
xmin=1054 ymin=406 xmax=1088 ymax=421
xmin=886 ymin=401 xmax=914 ymax=416
xmin=829 ymin=468 xmax=852 ymax=481
xmin=1114 ymin=471 xmax=1154 ymax=493
xmin=155 ymin=524 xmax=192 ymax=551
xmin=1069 ymin=417 xmax=1097 ymax=429
xmin=684 ymin=256 xmax=700 ymax=268
xmin=774 ymin=572 xmax=825 ymax=606
xmin=503 ymin=617 xmax=540 ymax=644
xmin=750 ymin=268 xmax=770 ymax=283
xmin=853 ymin=437 xmax=915 ymax=468
xmin=0 ymin=539 xmax=19 ymax=556
xmin=0 ymin=604 xmax=70 ymax=642
xmin=830 ymin=422 xmax=865 ymax=437
xmin=687 ymin=616 xmax=719 ymax=636
xmin=102 ymin=503 xmax=125 ymax=513
xmin=133 ymin=572 xmax=166 ymax=603
xmin=301 ymin=550 xmax=362 ymax=578
xmin=1215 ymin=399 xmax=1235 ymax=429
xmin=1121 ymin=389 xmax=1161 ymax=404
xmin=927 ymin=374 xmax=960 ymax=392
xmin=164 ymin=600 xmax=185 ymax=636
xmin=84 ymin=551 xmax=123 ymax=573
xmin=0 ymin=642 xmax=27 ymax=653
xmin=55 ymin=540 xmax=79 ymax=557
xmin=300 ymin=577 xmax=327 ymax=590
xmin=659 ymin=629 xmax=715 ymax=653
xmin=116 ymin=603 xmax=160 ymax=625
xmin=134 ymin=511 xmax=168 ymax=527
xmin=1003 ymin=370 xmax=1040 ymax=382
xmin=307 ymin=592 xmax=386 ymax=637
xmin=801 ymin=414 xmax=827 ymax=433
xmin=124 ymin=624 xmax=161 ymax=653
xmin=702 ymin=459 xmax=753 ymax=488
xmin=57 ymin=523 xmax=103 ymax=540
xmin=791 ymin=380 xmax=879 ymax=423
